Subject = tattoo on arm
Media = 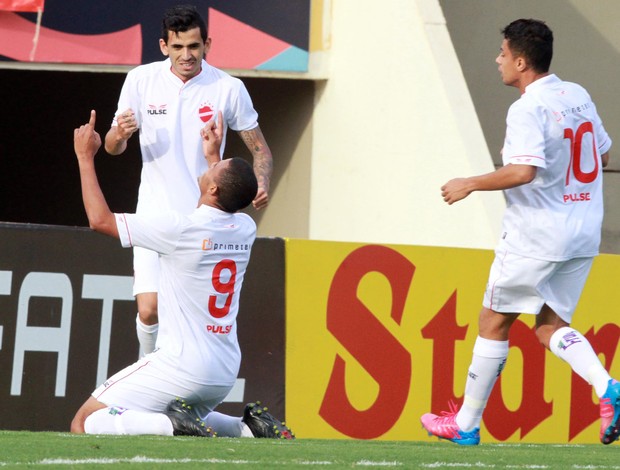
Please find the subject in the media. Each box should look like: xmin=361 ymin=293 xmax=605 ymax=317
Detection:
xmin=239 ymin=127 xmax=273 ymax=190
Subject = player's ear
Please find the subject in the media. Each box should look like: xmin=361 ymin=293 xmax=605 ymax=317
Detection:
xmin=208 ymin=183 xmax=219 ymax=196
xmin=159 ymin=38 xmax=169 ymax=56
xmin=204 ymin=37 xmax=212 ymax=57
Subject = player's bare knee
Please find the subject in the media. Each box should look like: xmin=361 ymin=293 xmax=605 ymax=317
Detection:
xmin=136 ymin=293 xmax=159 ymax=324
xmin=138 ymin=307 xmax=159 ymax=325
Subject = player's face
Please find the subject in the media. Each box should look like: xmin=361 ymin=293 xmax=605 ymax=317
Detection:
xmin=160 ymin=27 xmax=211 ymax=81
xmin=199 ymin=159 xmax=230 ymax=194
xmin=496 ymin=39 xmax=520 ymax=88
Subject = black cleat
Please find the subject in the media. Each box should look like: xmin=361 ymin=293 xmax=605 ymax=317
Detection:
xmin=242 ymin=401 xmax=295 ymax=439
xmin=164 ymin=398 xmax=216 ymax=437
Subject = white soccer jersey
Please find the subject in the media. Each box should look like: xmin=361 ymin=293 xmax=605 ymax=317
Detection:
xmin=113 ymin=59 xmax=259 ymax=215
xmin=115 ymin=205 xmax=257 ymax=386
xmin=500 ymin=74 xmax=612 ymax=261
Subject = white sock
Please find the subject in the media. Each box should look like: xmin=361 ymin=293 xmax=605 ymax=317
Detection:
xmin=456 ymin=336 xmax=509 ymax=432
xmin=136 ymin=314 xmax=158 ymax=356
xmin=549 ymin=326 xmax=611 ymax=397
xmin=204 ymin=411 xmax=250 ymax=437
xmin=84 ymin=407 xmax=173 ymax=435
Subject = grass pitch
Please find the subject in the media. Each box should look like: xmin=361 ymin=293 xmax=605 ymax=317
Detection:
xmin=1 ymin=431 xmax=619 ymax=469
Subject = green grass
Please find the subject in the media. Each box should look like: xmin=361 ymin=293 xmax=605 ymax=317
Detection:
xmin=1 ymin=431 xmax=619 ymax=469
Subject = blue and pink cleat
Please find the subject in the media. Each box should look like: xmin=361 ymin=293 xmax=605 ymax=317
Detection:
xmin=600 ymin=379 xmax=620 ymax=445
xmin=420 ymin=403 xmax=480 ymax=446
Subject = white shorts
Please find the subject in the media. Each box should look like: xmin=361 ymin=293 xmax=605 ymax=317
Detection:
xmin=91 ymin=352 xmax=233 ymax=420
xmin=132 ymin=246 xmax=160 ymax=296
xmin=483 ymin=249 xmax=593 ymax=323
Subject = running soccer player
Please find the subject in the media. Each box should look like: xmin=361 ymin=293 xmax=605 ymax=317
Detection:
xmin=71 ymin=110 xmax=292 ymax=440
xmin=105 ymin=4 xmax=273 ymax=356
xmin=421 ymin=18 xmax=619 ymax=445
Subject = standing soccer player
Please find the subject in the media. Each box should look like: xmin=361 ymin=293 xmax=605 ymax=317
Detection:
xmin=105 ymin=4 xmax=273 ymax=356
xmin=421 ymin=19 xmax=619 ymax=445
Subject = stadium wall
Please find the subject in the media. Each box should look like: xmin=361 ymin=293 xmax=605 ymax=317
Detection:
xmin=0 ymin=223 xmax=285 ymax=431
xmin=2 ymin=223 xmax=619 ymax=444
xmin=308 ymin=0 xmax=505 ymax=248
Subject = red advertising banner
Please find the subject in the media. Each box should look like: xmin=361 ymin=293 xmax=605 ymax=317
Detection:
xmin=286 ymin=239 xmax=620 ymax=443
xmin=0 ymin=0 xmax=44 ymax=12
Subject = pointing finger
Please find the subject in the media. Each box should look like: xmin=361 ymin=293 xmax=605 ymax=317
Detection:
xmin=216 ymin=110 xmax=223 ymax=132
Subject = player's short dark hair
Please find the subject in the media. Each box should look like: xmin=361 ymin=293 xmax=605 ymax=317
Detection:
xmin=161 ymin=4 xmax=208 ymax=44
xmin=216 ymin=158 xmax=258 ymax=213
xmin=501 ymin=19 xmax=553 ymax=73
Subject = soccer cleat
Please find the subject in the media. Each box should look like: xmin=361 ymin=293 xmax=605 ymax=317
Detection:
xmin=420 ymin=402 xmax=480 ymax=446
xmin=242 ymin=401 xmax=295 ymax=439
xmin=164 ymin=398 xmax=216 ymax=437
xmin=600 ymin=379 xmax=620 ymax=444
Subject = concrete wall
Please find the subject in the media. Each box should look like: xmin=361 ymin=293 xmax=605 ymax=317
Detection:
xmin=305 ymin=0 xmax=505 ymax=248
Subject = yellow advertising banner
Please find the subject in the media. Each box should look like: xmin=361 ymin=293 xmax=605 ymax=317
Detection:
xmin=285 ymin=239 xmax=620 ymax=443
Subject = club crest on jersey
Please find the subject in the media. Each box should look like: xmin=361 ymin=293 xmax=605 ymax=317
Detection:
xmin=147 ymin=104 xmax=167 ymax=115
xmin=199 ymin=102 xmax=215 ymax=122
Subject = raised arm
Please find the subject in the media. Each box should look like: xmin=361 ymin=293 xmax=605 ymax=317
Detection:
xmin=74 ymin=110 xmax=119 ymax=238
xmin=238 ymin=125 xmax=273 ymax=210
